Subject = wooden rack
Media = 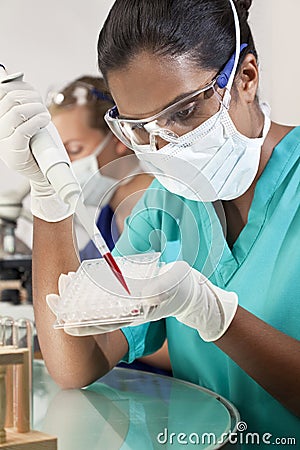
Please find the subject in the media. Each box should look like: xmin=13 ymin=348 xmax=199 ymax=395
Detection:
xmin=0 ymin=344 xmax=56 ymax=449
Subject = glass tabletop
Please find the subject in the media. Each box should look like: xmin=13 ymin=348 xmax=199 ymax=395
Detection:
xmin=33 ymin=360 xmax=239 ymax=450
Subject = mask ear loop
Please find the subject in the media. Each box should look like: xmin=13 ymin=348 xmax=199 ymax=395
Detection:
xmin=217 ymin=43 xmax=248 ymax=91
xmin=215 ymin=43 xmax=248 ymax=110
xmin=220 ymin=0 xmax=242 ymax=109
xmin=93 ymin=131 xmax=113 ymax=158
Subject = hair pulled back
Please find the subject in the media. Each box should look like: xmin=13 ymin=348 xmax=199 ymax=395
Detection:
xmin=98 ymin=0 xmax=256 ymax=81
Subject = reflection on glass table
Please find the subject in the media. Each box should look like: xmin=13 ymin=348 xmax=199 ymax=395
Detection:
xmin=33 ymin=360 xmax=239 ymax=449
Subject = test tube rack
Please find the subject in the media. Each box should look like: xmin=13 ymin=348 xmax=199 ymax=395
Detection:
xmin=0 ymin=318 xmax=57 ymax=449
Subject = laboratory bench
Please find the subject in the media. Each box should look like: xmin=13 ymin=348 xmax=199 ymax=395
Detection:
xmin=32 ymin=360 xmax=240 ymax=449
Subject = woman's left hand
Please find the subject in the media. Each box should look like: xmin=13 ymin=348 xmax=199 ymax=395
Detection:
xmin=137 ymin=261 xmax=238 ymax=342
xmin=48 ymin=261 xmax=238 ymax=341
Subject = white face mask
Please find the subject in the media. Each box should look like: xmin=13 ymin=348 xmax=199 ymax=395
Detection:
xmin=72 ymin=133 xmax=117 ymax=207
xmin=134 ymin=103 xmax=271 ymax=202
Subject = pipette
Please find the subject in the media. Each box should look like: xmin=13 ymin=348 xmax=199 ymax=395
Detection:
xmin=74 ymin=194 xmax=131 ymax=294
xmin=0 ymin=65 xmax=130 ymax=295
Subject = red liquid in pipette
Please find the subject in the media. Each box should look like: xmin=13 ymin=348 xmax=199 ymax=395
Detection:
xmin=73 ymin=198 xmax=131 ymax=295
xmin=103 ymin=252 xmax=131 ymax=295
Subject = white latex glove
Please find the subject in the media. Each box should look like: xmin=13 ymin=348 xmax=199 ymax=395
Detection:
xmin=48 ymin=261 xmax=238 ymax=342
xmin=134 ymin=261 xmax=238 ymax=342
xmin=0 ymin=77 xmax=72 ymax=221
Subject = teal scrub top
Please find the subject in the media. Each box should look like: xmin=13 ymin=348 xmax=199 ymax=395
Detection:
xmin=113 ymin=127 xmax=300 ymax=446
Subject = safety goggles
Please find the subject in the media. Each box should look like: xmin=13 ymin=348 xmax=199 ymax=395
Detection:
xmin=104 ymin=41 xmax=248 ymax=150
xmin=46 ymin=81 xmax=113 ymax=109
xmin=104 ymin=78 xmax=227 ymax=150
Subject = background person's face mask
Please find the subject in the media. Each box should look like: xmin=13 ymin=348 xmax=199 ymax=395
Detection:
xmin=134 ymin=103 xmax=271 ymax=202
xmin=72 ymin=133 xmax=118 ymax=207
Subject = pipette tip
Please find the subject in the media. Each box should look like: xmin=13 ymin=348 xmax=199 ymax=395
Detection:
xmin=103 ymin=252 xmax=131 ymax=295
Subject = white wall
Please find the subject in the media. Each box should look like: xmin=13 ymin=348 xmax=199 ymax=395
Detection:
xmin=0 ymin=0 xmax=115 ymax=245
xmin=0 ymin=0 xmax=115 ymax=179
xmin=0 ymin=0 xmax=114 ymax=95
xmin=0 ymin=0 xmax=299 ymax=244
xmin=250 ymin=0 xmax=300 ymax=125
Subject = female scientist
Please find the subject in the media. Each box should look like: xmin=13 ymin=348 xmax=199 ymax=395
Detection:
xmin=0 ymin=0 xmax=299 ymax=443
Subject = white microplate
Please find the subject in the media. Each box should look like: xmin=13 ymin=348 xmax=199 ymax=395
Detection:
xmin=51 ymin=252 xmax=161 ymax=330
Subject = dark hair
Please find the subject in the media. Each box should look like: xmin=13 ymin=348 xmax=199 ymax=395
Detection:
xmin=48 ymin=75 xmax=113 ymax=132
xmin=98 ymin=0 xmax=256 ymax=81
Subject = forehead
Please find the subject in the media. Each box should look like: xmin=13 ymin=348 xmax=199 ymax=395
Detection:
xmin=52 ymin=106 xmax=94 ymax=140
xmin=107 ymin=51 xmax=213 ymax=118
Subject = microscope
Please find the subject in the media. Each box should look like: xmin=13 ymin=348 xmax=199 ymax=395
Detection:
xmin=0 ymin=177 xmax=32 ymax=305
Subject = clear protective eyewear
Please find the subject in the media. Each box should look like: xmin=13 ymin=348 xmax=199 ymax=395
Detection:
xmin=104 ymin=43 xmax=248 ymax=151
xmin=46 ymin=81 xmax=113 ymax=109
xmin=105 ymin=78 xmax=224 ymax=150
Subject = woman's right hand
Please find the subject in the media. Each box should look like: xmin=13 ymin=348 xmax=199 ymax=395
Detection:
xmin=0 ymin=75 xmax=76 ymax=222
xmin=0 ymin=76 xmax=51 ymax=184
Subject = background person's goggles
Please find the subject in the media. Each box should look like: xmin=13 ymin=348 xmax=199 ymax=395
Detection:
xmin=46 ymin=81 xmax=113 ymax=109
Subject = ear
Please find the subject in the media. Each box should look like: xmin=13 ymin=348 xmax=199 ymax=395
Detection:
xmin=235 ymin=53 xmax=259 ymax=104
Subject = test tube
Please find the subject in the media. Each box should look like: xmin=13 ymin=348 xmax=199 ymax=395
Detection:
xmin=0 ymin=316 xmax=15 ymax=442
xmin=14 ymin=318 xmax=33 ymax=433
xmin=1 ymin=317 xmax=15 ymax=428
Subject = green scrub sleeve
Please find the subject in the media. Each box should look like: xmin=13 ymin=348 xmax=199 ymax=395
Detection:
xmin=120 ymin=321 xmax=166 ymax=364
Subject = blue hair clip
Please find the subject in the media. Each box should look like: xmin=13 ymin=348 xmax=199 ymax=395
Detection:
xmin=91 ymin=87 xmax=114 ymax=104
xmin=216 ymin=43 xmax=248 ymax=89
